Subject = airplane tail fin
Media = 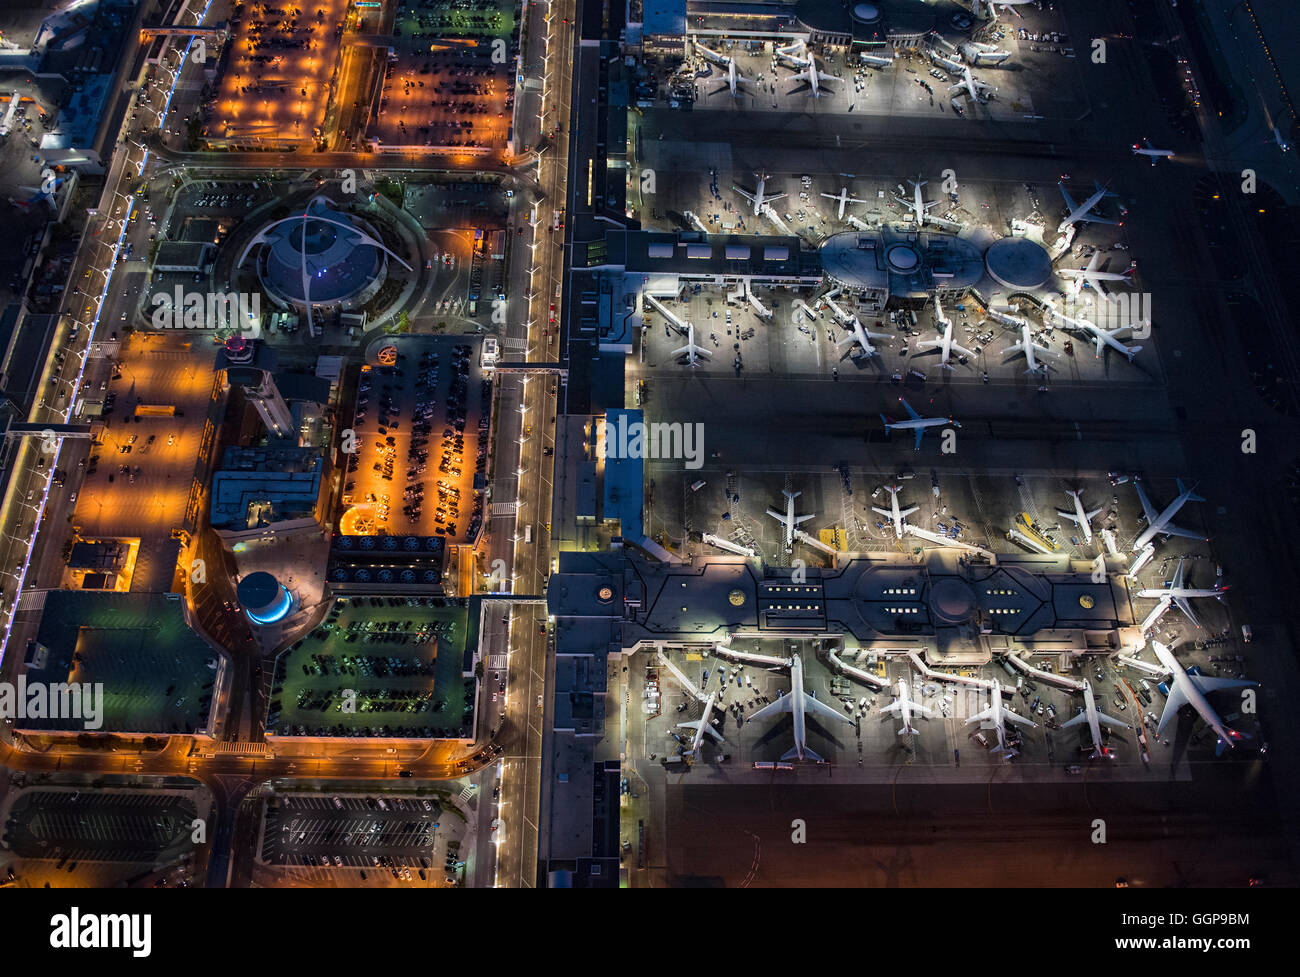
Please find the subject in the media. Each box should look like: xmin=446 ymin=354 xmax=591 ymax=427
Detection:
xmin=1176 ymin=478 xmax=1205 ymax=503
xmin=1215 ymin=731 xmax=1251 ymax=757
xmin=1126 ymin=345 xmax=1143 ymax=362
xmin=781 ymin=745 xmax=823 ymax=763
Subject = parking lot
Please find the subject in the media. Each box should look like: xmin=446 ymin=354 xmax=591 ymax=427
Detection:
xmin=369 ymin=0 xmax=517 ymax=151
xmin=208 ymin=0 xmax=352 ymax=149
xmin=1 ymin=785 xmax=206 ymax=866
xmin=341 ymin=336 xmax=489 ymax=541
xmin=267 ymin=597 xmax=472 ymax=738
xmin=257 ymin=791 xmax=470 ymax=886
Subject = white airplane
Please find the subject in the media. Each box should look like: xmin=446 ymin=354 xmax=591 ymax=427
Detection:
xmin=678 ymin=690 xmax=726 ymax=756
xmin=1000 ymin=323 xmax=1053 ymax=376
xmin=949 ymin=65 xmax=995 ymax=103
xmin=708 ymin=57 xmax=752 ymax=98
xmin=1060 ymin=680 xmax=1130 ymax=760
xmin=821 ymin=186 xmax=866 ymax=220
xmin=1131 ymin=137 xmax=1174 ymax=165
xmin=733 ymin=172 xmax=786 ymax=217
xmin=1136 ymin=556 xmax=1229 ymax=630
xmin=748 ymin=654 xmax=852 ymax=762
xmin=871 ymin=484 xmax=919 ymax=538
xmin=1057 ymin=181 xmax=1121 ymax=233
xmin=1045 ymin=303 xmax=1142 ymax=361
xmin=787 ymin=57 xmax=836 ymax=98
xmin=881 ymin=398 xmax=961 ymax=450
xmin=766 ymin=489 xmax=815 ymax=551
xmin=893 ymin=176 xmax=940 ymax=225
xmin=836 ymin=315 xmax=893 ymax=357
xmin=965 ymin=678 xmax=1036 ymax=757
xmin=775 ymin=39 xmax=809 ymax=64
xmin=912 ymin=299 xmax=976 ymax=369
xmin=1055 ymin=489 xmax=1103 ymax=544
xmin=1260 ymin=97 xmax=1292 ymax=153
xmin=671 ymin=322 xmax=712 ymax=366
xmin=879 ymin=679 xmax=935 ymax=736
xmin=1127 ymin=641 xmax=1257 ymax=755
xmin=1059 ymin=251 xmax=1136 ymax=300
xmin=1131 ymin=478 xmax=1207 ymax=553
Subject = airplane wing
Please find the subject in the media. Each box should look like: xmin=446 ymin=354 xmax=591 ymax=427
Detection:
xmin=1059 ymin=709 xmax=1088 ymax=729
xmin=1188 ymin=675 xmax=1257 ymax=695
xmin=1096 ymin=710 xmax=1131 ymax=730
xmin=764 ymin=508 xmax=786 ymax=523
xmin=901 ymin=400 xmax=922 ymax=421
xmin=879 ymin=701 xmax=903 ymax=716
xmin=870 ymin=506 xmax=892 ymax=518
xmin=1171 ymin=558 xmax=1187 ymax=588
xmin=1155 ymin=682 xmax=1189 ymax=738
xmin=804 ymin=692 xmax=854 ymax=727
xmin=1085 ymin=506 xmax=1103 ymax=521
xmin=678 ymin=719 xmax=725 ymax=743
xmin=951 ymin=343 xmax=978 ymax=359
xmin=1003 ymin=343 xmax=1026 ymax=358
xmin=913 ymin=428 xmax=924 ymax=451
xmin=912 ymin=338 xmax=940 ymax=351
xmin=965 ymin=703 xmax=996 ymax=726
xmin=1056 ymin=507 xmax=1084 ymax=526
xmin=1158 ymin=522 xmax=1205 ymax=542
xmin=734 ymin=186 xmax=758 ymax=203
xmin=911 ymin=701 xmax=938 ymax=720
xmin=1085 ymin=212 xmax=1120 ymax=227
xmin=1003 ymin=707 xmax=1037 ymax=728
xmin=1133 ymin=481 xmax=1159 ymax=524
xmin=748 ymin=694 xmax=794 ymax=723
xmin=899 ymin=505 xmax=919 ymax=518
xmin=1172 ymin=595 xmax=1202 ymax=629
xmin=794 ymin=513 xmax=815 ymax=525
xmin=1058 ymin=184 xmax=1078 ymax=211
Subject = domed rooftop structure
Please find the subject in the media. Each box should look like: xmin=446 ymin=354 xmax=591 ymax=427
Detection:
xmin=930 ymin=577 xmax=976 ymax=625
xmin=239 ymin=196 xmax=411 ymax=312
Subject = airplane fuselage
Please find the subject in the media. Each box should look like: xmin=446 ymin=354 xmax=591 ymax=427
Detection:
xmin=1133 ymin=488 xmax=1200 ymax=552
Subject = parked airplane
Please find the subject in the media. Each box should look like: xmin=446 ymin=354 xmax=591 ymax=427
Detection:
xmin=748 ymin=654 xmax=852 ymax=762
xmin=871 ymin=484 xmax=919 ymax=538
xmin=1131 ymin=478 xmax=1207 ymax=552
xmin=1060 ymin=680 xmax=1130 ymax=759
xmin=879 ymin=679 xmax=935 ymax=735
xmin=836 ymin=315 xmax=893 ymax=357
xmin=1057 ymin=181 xmax=1121 ymax=233
xmin=671 ymin=322 xmax=712 ymax=366
xmin=787 ymin=56 xmax=836 ymax=98
xmin=1045 ymin=303 xmax=1142 ymax=361
xmin=1059 ymin=251 xmax=1136 ymax=300
xmin=733 ymin=171 xmax=786 ymax=217
xmin=1131 ymin=137 xmax=1174 ymax=164
xmin=1136 ymin=556 xmax=1228 ymax=630
xmin=974 ymin=0 xmax=1038 ymax=17
xmin=965 ymin=678 xmax=1036 ymax=757
xmin=821 ymin=186 xmax=866 ymax=220
xmin=1000 ymin=323 xmax=1053 ymax=376
xmin=1056 ymin=489 xmax=1103 ymax=544
xmin=1126 ymin=641 xmax=1257 ymax=755
xmin=893 ymin=176 xmax=940 ymax=225
xmin=949 ymin=64 xmax=995 ymax=103
xmin=10 ymin=176 xmax=65 ymax=211
xmin=766 ymin=489 xmax=815 ymax=551
xmin=912 ymin=298 xmax=976 ymax=369
xmin=707 ymin=56 xmax=751 ymax=98
xmin=693 ymin=37 xmax=732 ymax=67
xmin=678 ymin=690 xmax=726 ymax=756
xmin=881 ymin=398 xmax=961 ymax=449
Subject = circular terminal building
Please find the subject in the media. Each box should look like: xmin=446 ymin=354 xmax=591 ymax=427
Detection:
xmin=239 ymin=196 xmax=403 ymax=313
